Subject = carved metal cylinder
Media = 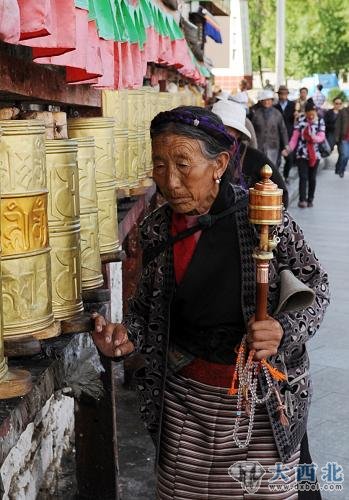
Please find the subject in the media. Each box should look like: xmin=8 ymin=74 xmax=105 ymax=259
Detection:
xmin=0 ymin=120 xmax=55 ymax=338
xmin=0 ymin=126 xmax=8 ymax=379
xmin=127 ymin=91 xmax=141 ymax=188
xmin=102 ymin=90 xmax=129 ymax=189
xmin=75 ymin=137 xmax=104 ymax=290
xmin=68 ymin=118 xmax=119 ymax=254
xmin=46 ymin=139 xmax=83 ymax=320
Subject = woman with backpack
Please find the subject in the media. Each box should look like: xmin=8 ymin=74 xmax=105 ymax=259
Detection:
xmin=282 ymin=99 xmax=326 ymax=208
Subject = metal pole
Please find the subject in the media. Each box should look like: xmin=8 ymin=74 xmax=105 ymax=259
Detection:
xmin=275 ymin=0 xmax=285 ymax=88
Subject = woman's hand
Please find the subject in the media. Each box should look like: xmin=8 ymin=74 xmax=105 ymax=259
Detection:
xmin=91 ymin=312 xmax=135 ymax=358
xmin=247 ymin=315 xmax=284 ymax=361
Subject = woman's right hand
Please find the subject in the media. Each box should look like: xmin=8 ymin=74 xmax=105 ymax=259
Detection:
xmin=91 ymin=312 xmax=135 ymax=358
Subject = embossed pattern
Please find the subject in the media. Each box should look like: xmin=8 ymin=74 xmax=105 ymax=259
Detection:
xmin=46 ymin=140 xmax=83 ymax=320
xmin=68 ymin=118 xmax=119 ymax=254
xmin=75 ymin=137 xmax=103 ymax=290
xmin=0 ymin=120 xmax=55 ymax=338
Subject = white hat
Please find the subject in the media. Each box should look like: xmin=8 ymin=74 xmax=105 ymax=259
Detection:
xmin=212 ymin=100 xmax=251 ymax=139
xmin=257 ymin=89 xmax=274 ymax=101
xmin=229 ymin=92 xmax=248 ymax=104
xmin=216 ymin=90 xmax=232 ymax=100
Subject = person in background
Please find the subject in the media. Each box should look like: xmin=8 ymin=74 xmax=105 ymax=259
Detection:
xmin=212 ymin=98 xmax=289 ymax=207
xmin=263 ymin=79 xmax=274 ymax=91
xmin=229 ymin=93 xmax=258 ymax=149
xmin=251 ymin=90 xmax=289 ymax=166
xmin=312 ymin=84 xmax=326 ymax=117
xmin=334 ymin=102 xmax=349 ymax=178
xmin=283 ymin=99 xmax=325 ymax=207
xmin=324 ymin=97 xmax=343 ymax=151
xmin=294 ymin=87 xmax=309 ymax=120
xmin=274 ymin=85 xmax=296 ymax=182
xmin=234 ymin=79 xmax=249 ymax=111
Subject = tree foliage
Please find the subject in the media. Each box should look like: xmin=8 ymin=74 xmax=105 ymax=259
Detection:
xmin=248 ymin=0 xmax=349 ymax=78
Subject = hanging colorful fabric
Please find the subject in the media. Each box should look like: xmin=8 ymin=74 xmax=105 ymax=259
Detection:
xmin=17 ymin=0 xmax=54 ymax=40
xmin=0 ymin=0 xmax=20 ymax=43
xmin=24 ymin=0 xmax=76 ymax=57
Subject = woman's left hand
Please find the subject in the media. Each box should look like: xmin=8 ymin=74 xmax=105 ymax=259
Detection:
xmin=247 ymin=315 xmax=284 ymax=361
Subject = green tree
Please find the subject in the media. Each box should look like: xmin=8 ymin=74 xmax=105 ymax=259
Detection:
xmin=248 ymin=0 xmax=275 ymax=84
xmin=248 ymin=0 xmax=349 ymax=79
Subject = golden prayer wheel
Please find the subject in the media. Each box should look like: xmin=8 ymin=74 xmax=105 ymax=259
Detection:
xmin=0 ymin=130 xmax=32 ymax=397
xmin=137 ymin=90 xmax=147 ymax=182
xmin=68 ymin=118 xmax=119 ymax=254
xmin=127 ymin=91 xmax=142 ymax=187
xmin=75 ymin=137 xmax=104 ymax=290
xmin=0 ymin=120 xmax=56 ymax=339
xmin=158 ymin=92 xmax=173 ymax=114
xmin=127 ymin=132 xmax=140 ymax=188
xmin=46 ymin=139 xmax=84 ymax=320
xmin=143 ymin=87 xmax=154 ymax=175
xmin=102 ymin=90 xmax=129 ymax=190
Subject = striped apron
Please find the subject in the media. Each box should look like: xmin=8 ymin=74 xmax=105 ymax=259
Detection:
xmin=156 ymin=373 xmax=300 ymax=499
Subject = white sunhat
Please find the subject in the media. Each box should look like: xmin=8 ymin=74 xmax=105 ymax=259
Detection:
xmin=229 ymin=92 xmax=248 ymax=105
xmin=216 ymin=90 xmax=232 ymax=100
xmin=257 ymin=89 xmax=274 ymax=101
xmin=212 ymin=99 xmax=251 ymax=139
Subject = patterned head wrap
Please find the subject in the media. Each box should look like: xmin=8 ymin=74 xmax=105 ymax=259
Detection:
xmin=150 ymin=107 xmax=236 ymax=150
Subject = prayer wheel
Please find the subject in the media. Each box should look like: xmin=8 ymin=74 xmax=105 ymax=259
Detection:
xmin=46 ymin=140 xmax=84 ymax=320
xmin=75 ymin=137 xmax=104 ymax=290
xmin=102 ymin=90 xmax=129 ymax=190
xmin=68 ymin=118 xmax=120 ymax=254
xmin=0 ymin=120 xmax=56 ymax=339
xmin=0 ymin=130 xmax=32 ymax=397
xmin=127 ymin=91 xmax=141 ymax=188
xmin=143 ymin=87 xmax=154 ymax=176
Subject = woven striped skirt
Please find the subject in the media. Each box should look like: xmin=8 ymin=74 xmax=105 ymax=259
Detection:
xmin=156 ymin=373 xmax=300 ymax=500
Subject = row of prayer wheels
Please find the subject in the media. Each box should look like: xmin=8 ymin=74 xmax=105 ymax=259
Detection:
xmin=0 ymin=88 xmax=201 ymax=396
xmin=102 ymin=88 xmax=202 ymax=192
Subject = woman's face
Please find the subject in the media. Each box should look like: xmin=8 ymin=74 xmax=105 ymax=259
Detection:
xmin=152 ymin=133 xmax=229 ymax=215
xmin=306 ymin=110 xmax=317 ymax=121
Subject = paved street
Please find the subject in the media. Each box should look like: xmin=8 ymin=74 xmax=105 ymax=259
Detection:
xmin=288 ymin=162 xmax=349 ymax=499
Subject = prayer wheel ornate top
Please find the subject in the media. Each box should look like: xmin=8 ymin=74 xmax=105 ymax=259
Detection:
xmin=0 ymin=120 xmax=56 ymax=339
xmin=248 ymin=165 xmax=283 ymax=227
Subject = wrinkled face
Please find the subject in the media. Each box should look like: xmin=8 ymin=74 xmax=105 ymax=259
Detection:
xmin=300 ymin=89 xmax=308 ymax=100
xmin=261 ymin=98 xmax=273 ymax=108
xmin=152 ymin=133 xmax=229 ymax=215
xmin=306 ymin=110 xmax=317 ymax=121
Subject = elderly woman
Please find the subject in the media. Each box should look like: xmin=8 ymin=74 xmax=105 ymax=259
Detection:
xmin=92 ymin=107 xmax=329 ymax=499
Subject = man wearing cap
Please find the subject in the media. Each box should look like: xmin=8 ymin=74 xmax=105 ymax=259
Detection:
xmin=212 ymin=98 xmax=288 ymax=207
xmin=274 ymin=85 xmax=296 ymax=182
xmin=251 ymin=90 xmax=289 ymax=167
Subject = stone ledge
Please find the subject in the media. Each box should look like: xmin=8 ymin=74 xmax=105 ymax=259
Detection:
xmin=0 ymin=333 xmax=102 ymax=467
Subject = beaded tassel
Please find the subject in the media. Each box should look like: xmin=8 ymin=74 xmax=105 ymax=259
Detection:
xmin=229 ymin=335 xmax=289 ymax=449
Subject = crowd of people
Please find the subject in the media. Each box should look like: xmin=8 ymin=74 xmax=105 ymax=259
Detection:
xmin=209 ymin=81 xmax=349 ymax=208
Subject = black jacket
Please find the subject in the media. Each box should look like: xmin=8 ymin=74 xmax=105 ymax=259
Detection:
xmin=274 ymin=100 xmax=296 ymax=139
xmin=241 ymin=144 xmax=289 ymax=208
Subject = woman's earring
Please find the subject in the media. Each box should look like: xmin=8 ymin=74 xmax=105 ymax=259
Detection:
xmin=215 ymin=177 xmax=221 ymax=184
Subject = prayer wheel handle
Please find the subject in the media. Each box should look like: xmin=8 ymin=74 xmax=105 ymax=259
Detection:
xmin=248 ymin=165 xmax=283 ymax=322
